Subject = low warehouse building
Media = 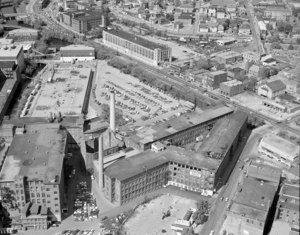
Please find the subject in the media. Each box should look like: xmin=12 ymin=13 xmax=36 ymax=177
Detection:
xmin=60 ymin=45 xmax=95 ymax=62
xmin=258 ymin=134 xmax=300 ymax=167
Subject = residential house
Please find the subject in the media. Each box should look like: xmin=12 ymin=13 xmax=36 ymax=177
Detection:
xmin=208 ymin=22 xmax=218 ymax=33
xmin=176 ymin=13 xmax=193 ymax=26
xmin=264 ymin=6 xmax=292 ymax=21
xmin=243 ymin=51 xmax=261 ymax=63
xmin=198 ymin=3 xmax=210 ymax=16
xmin=227 ymin=67 xmax=246 ymax=80
xmin=217 ymin=24 xmax=224 ymax=33
xmin=216 ymin=8 xmax=226 ymax=19
xmin=248 ymin=64 xmax=260 ymax=78
xmin=199 ymin=23 xmax=209 ymax=33
xmin=208 ymin=7 xmax=216 ymax=17
xmin=257 ymin=80 xmax=286 ymax=99
xmin=239 ymin=23 xmax=251 ymax=34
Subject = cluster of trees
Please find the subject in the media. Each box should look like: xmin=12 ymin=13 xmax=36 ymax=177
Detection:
xmin=192 ymin=200 xmax=210 ymax=225
xmin=277 ymin=21 xmax=293 ymax=34
xmin=259 ymin=67 xmax=278 ymax=79
xmin=41 ymin=0 xmax=50 ymax=9
xmin=23 ymin=59 xmax=38 ymax=77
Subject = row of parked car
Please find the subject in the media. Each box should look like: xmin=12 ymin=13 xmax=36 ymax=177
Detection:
xmin=60 ymin=229 xmax=94 ymax=235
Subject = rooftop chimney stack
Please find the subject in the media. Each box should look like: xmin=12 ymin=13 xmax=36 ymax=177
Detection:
xmin=110 ymin=90 xmax=116 ymax=132
xmin=98 ymin=136 xmax=104 ymax=188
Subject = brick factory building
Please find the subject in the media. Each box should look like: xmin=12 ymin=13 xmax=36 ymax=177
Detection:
xmin=61 ymin=10 xmax=106 ymax=33
xmin=124 ymin=106 xmax=234 ymax=151
xmin=103 ymin=29 xmax=172 ymax=66
xmin=101 ymin=111 xmax=248 ymax=205
xmin=220 ymin=79 xmax=244 ymax=97
xmin=0 ymin=124 xmax=68 ymax=223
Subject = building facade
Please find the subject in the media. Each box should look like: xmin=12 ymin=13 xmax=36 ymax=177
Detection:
xmin=0 ymin=124 xmax=67 ymax=222
xmin=103 ymin=111 xmax=248 ymax=206
xmin=257 ymin=80 xmax=286 ymax=99
xmin=275 ymin=183 xmax=299 ymax=228
xmin=220 ymin=79 xmax=244 ymax=97
xmin=60 ymin=45 xmax=95 ymax=62
xmin=204 ymin=71 xmax=227 ymax=90
xmin=258 ymin=134 xmax=300 ymax=167
xmin=124 ymin=106 xmax=234 ymax=151
xmin=103 ymin=29 xmax=172 ymax=66
xmin=61 ymin=10 xmax=105 ymax=33
xmin=215 ymin=51 xmax=242 ymax=64
xmin=0 ymin=45 xmax=24 ymax=71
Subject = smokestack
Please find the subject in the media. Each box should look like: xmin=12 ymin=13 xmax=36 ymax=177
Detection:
xmin=98 ymin=136 xmax=104 ymax=188
xmin=110 ymin=90 xmax=116 ymax=132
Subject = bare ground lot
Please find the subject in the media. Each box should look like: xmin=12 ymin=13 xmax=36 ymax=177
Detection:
xmin=123 ymin=194 xmax=197 ymax=235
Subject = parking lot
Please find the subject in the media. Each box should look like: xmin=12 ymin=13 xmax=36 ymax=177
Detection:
xmin=95 ymin=61 xmax=188 ymax=122
xmin=122 ymin=194 xmax=198 ymax=235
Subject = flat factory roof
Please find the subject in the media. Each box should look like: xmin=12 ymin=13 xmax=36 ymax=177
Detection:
xmin=31 ymin=65 xmax=92 ymax=117
xmin=0 ymin=45 xmax=23 ymax=58
xmin=0 ymin=124 xmax=66 ymax=184
xmin=199 ymin=111 xmax=248 ymax=159
xmin=104 ymin=146 xmax=221 ymax=181
xmin=125 ymin=106 xmax=233 ymax=146
xmin=104 ymin=29 xmax=169 ymax=51
xmin=278 ymin=183 xmax=300 ymax=211
xmin=60 ymin=44 xmax=95 ymax=52
xmin=230 ymin=177 xmax=277 ymax=221
xmin=216 ymin=51 xmax=241 ymax=59
xmin=261 ymin=134 xmax=300 ymax=158
xmin=247 ymin=161 xmax=281 ymax=184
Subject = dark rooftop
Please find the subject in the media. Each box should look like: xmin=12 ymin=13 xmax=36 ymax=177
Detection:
xmin=104 ymin=146 xmax=221 ymax=181
xmin=0 ymin=124 xmax=66 ymax=184
xmin=104 ymin=29 xmax=169 ymax=50
xmin=199 ymin=111 xmax=248 ymax=159
xmin=247 ymin=161 xmax=281 ymax=185
xmin=230 ymin=177 xmax=278 ymax=221
xmin=0 ymin=61 xmax=16 ymax=69
xmin=266 ymin=80 xmax=286 ymax=92
xmin=64 ymin=9 xmax=103 ymax=21
xmin=124 ymin=106 xmax=234 ymax=146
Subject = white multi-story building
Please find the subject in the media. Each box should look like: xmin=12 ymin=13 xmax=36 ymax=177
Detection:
xmin=258 ymin=134 xmax=300 ymax=167
xmin=103 ymin=29 xmax=172 ymax=66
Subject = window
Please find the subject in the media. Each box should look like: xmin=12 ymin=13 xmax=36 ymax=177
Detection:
xmin=36 ymin=193 xmax=40 ymax=197
xmin=46 ymin=188 xmax=50 ymax=191
xmin=47 ymin=194 xmax=50 ymax=198
xmin=53 ymin=191 xmax=58 ymax=194
xmin=31 ymin=193 xmax=35 ymax=197
xmin=55 ymin=204 xmax=59 ymax=207
xmin=55 ymin=210 xmax=59 ymax=213
xmin=54 ymin=198 xmax=58 ymax=201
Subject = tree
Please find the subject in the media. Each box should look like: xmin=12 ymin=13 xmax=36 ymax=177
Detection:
xmin=243 ymin=78 xmax=258 ymax=91
xmin=259 ymin=67 xmax=270 ymax=79
xmin=194 ymin=58 xmax=212 ymax=70
xmin=266 ymin=23 xmax=273 ymax=31
xmin=0 ymin=26 xmax=3 ymax=37
xmin=269 ymin=34 xmax=280 ymax=43
xmin=271 ymin=41 xmax=282 ymax=49
xmin=288 ymin=44 xmax=294 ymax=50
